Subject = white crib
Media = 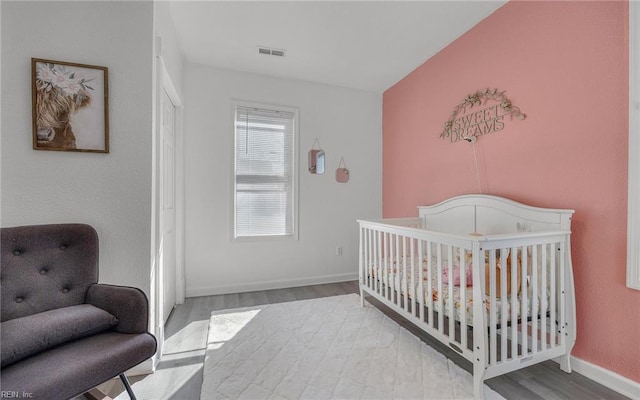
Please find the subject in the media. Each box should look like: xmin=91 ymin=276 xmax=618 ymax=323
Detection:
xmin=358 ymin=194 xmax=576 ymax=399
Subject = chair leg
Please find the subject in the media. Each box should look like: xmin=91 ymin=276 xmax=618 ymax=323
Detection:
xmin=119 ymin=373 xmax=137 ymax=400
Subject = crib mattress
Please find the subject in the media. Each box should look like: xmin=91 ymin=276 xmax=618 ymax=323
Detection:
xmin=369 ymin=256 xmax=538 ymax=326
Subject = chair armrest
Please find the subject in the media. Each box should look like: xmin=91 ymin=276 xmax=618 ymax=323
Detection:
xmin=85 ymin=284 xmax=150 ymax=334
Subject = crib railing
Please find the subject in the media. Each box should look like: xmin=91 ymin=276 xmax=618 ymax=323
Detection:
xmin=358 ymin=218 xmax=572 ymax=377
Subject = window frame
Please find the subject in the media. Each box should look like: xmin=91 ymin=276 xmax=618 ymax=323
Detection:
xmin=230 ymin=100 xmax=299 ymax=242
xmin=628 ymin=1 xmax=640 ymax=290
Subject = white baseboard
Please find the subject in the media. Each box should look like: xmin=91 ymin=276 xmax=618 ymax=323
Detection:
xmin=186 ymin=272 xmax=358 ymax=297
xmin=555 ymin=356 xmax=640 ymax=399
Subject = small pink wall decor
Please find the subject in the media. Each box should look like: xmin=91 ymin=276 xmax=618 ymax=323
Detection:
xmin=335 ymin=157 xmax=350 ymax=183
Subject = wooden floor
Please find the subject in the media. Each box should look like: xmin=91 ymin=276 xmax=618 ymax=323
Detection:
xmin=94 ymin=281 xmax=630 ymax=400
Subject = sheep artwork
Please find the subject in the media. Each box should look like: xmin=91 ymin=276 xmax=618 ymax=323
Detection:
xmin=31 ymin=59 xmax=109 ymax=153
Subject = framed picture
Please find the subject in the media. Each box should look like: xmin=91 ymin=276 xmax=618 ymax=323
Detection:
xmin=31 ymin=58 xmax=109 ymax=153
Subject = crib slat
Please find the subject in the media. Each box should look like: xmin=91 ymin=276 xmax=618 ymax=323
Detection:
xmin=376 ymin=230 xmax=382 ymax=295
xmin=384 ymin=232 xmax=389 ymax=300
xmin=426 ymin=241 xmax=433 ymax=327
xmin=437 ymin=244 xmax=444 ymax=334
xmin=369 ymin=229 xmax=375 ymax=291
xmin=521 ymin=245 xmax=529 ymax=357
xmin=448 ymin=245 xmax=454 ymax=341
xmin=550 ymin=243 xmax=556 ymax=347
xmin=382 ymin=231 xmax=386 ymax=298
xmin=391 ymin=234 xmax=397 ymax=304
xmin=410 ymin=238 xmax=416 ymax=317
xmin=418 ymin=240 xmax=425 ymax=322
xmin=388 ymin=233 xmax=393 ymax=303
xmin=511 ymin=247 xmax=518 ymax=359
xmin=360 ymin=227 xmax=363 ymax=285
xmin=380 ymin=231 xmax=383 ymax=295
xmin=359 ymin=227 xmax=363 ymax=287
xmin=366 ymin=228 xmax=371 ymax=289
xmin=370 ymin=229 xmax=374 ymax=292
xmin=389 ymin=234 xmax=395 ymax=303
xmin=559 ymin=241 xmax=566 ymax=348
xmin=368 ymin=229 xmax=373 ymax=292
xmin=403 ymin=236 xmax=408 ymax=313
xmin=541 ymin=244 xmax=548 ymax=351
xmin=500 ymin=248 xmax=508 ymax=362
xmin=367 ymin=229 xmax=377 ymax=290
xmin=366 ymin=228 xmax=371 ymax=290
xmin=369 ymin=229 xmax=374 ymax=290
xmin=389 ymin=234 xmax=398 ymax=304
xmin=386 ymin=233 xmax=391 ymax=302
xmin=532 ymin=245 xmax=539 ymax=353
xmin=489 ymin=249 xmax=497 ymax=364
xmin=460 ymin=246 xmax=467 ymax=351
xmin=398 ymin=234 xmax=402 ymax=305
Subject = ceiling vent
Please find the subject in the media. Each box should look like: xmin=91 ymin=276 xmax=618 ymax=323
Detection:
xmin=257 ymin=46 xmax=286 ymax=57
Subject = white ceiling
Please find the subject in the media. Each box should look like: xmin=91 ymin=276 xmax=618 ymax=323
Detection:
xmin=169 ymin=1 xmax=505 ymax=93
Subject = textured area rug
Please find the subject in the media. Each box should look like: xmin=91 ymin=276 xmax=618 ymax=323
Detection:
xmin=201 ymin=294 xmax=505 ymax=400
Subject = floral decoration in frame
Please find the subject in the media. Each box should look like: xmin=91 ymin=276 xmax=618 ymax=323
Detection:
xmin=31 ymin=58 xmax=109 ymax=153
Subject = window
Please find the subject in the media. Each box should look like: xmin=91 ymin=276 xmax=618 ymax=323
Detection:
xmin=233 ymin=103 xmax=297 ymax=239
xmin=628 ymin=2 xmax=640 ymax=290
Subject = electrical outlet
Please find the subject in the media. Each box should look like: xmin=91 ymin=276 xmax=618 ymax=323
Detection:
xmin=336 ymin=246 xmax=343 ymax=256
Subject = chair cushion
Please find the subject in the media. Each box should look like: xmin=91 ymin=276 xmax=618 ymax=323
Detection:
xmin=1 ymin=224 xmax=99 ymax=322
xmin=0 ymin=331 xmax=157 ymax=400
xmin=1 ymin=304 xmax=118 ymax=367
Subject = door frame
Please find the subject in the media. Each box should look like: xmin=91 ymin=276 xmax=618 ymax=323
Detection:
xmin=151 ymin=52 xmax=185 ymax=364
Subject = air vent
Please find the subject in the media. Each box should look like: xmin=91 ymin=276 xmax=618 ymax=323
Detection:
xmin=257 ymin=46 xmax=286 ymax=57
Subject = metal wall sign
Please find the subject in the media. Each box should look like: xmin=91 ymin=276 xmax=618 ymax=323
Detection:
xmin=439 ymin=89 xmax=526 ymax=143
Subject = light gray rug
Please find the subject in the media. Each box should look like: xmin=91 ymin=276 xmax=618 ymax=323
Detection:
xmin=200 ymin=294 xmax=505 ymax=400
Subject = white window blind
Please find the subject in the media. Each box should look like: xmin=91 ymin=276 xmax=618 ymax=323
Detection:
xmin=234 ymin=105 xmax=296 ymax=238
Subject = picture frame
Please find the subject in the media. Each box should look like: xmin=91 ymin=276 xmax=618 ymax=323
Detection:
xmin=31 ymin=58 xmax=109 ymax=153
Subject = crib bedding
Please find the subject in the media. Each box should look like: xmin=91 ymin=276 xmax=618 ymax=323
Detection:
xmin=369 ymin=255 xmax=541 ymax=326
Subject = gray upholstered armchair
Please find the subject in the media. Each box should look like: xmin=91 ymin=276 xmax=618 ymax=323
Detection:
xmin=0 ymin=224 xmax=157 ymax=400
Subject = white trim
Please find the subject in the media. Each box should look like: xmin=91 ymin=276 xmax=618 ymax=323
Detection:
xmin=161 ymin=60 xmax=186 ymax=305
xmin=149 ymin=35 xmax=162 ymax=372
xmin=628 ymin=1 xmax=640 ymax=290
xmin=554 ymin=356 xmax=640 ymax=399
xmin=186 ymin=272 xmax=358 ymax=298
xmin=150 ymin=35 xmax=186 ymax=367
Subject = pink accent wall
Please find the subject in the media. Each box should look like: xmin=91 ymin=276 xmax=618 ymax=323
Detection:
xmin=383 ymin=1 xmax=639 ymax=383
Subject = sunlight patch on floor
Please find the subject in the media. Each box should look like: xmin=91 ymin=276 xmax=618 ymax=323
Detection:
xmin=163 ymin=319 xmax=210 ymax=355
xmin=208 ymin=309 xmax=262 ymax=346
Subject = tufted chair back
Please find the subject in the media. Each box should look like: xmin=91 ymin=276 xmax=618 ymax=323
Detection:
xmin=1 ymin=224 xmax=99 ymax=322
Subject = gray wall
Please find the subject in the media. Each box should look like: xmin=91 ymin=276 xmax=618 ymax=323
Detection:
xmin=184 ymin=65 xmax=382 ymax=296
xmin=1 ymin=1 xmax=154 ymax=294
